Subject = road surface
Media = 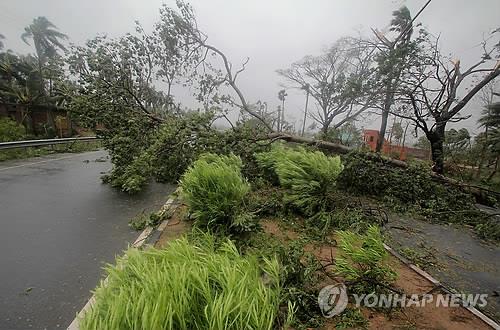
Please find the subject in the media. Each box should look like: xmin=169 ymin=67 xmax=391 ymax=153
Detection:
xmin=0 ymin=150 xmax=176 ymax=329
xmin=386 ymin=212 xmax=500 ymax=322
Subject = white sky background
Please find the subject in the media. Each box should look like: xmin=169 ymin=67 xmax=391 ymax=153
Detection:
xmin=1 ymin=0 xmax=499 ymax=141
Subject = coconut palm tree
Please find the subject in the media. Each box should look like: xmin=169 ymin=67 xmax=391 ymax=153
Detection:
xmin=21 ymin=17 xmax=67 ymax=95
xmin=21 ymin=17 xmax=67 ymax=64
xmin=478 ymin=100 xmax=500 ymax=181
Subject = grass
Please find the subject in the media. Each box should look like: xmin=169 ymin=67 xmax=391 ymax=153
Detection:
xmin=80 ymin=232 xmax=287 ymax=330
xmin=180 ymin=153 xmax=252 ymax=233
xmin=78 ymin=144 xmax=497 ymax=329
xmin=256 ymin=146 xmax=343 ymax=215
xmin=335 ymin=225 xmax=397 ymax=295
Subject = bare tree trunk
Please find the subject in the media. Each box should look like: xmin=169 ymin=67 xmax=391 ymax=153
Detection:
xmin=301 ymin=89 xmax=309 ymax=136
xmin=376 ymin=86 xmax=394 ymax=152
xmin=428 ymin=124 xmax=446 ymax=174
xmin=401 ymin=121 xmax=410 ymax=148
xmin=281 ymin=99 xmax=285 ymax=131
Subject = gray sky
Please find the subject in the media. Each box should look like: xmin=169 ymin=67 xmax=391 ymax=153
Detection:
xmin=1 ymin=0 xmax=499 ymax=139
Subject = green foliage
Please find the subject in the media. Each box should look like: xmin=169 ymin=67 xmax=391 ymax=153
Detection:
xmin=338 ymin=151 xmax=476 ymax=222
xmin=277 ymin=241 xmax=323 ymax=328
xmin=256 ymin=146 xmax=344 ymax=215
xmin=242 ymin=233 xmax=324 ymax=328
xmin=180 ymin=153 xmax=254 ymax=234
xmin=335 ymin=226 xmax=396 ymax=294
xmin=0 ymin=117 xmax=25 ymax=142
xmin=128 ymin=210 xmax=168 ymax=231
xmin=247 ymin=185 xmax=286 ymax=217
xmin=307 ymin=206 xmax=384 ymax=235
xmin=80 ymin=234 xmax=285 ymax=330
xmin=475 ymin=218 xmax=500 ymax=242
xmin=334 ymin=307 xmax=368 ymax=329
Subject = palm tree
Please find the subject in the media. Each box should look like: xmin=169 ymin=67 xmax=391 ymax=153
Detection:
xmin=21 ymin=17 xmax=67 ymax=63
xmin=21 ymin=17 xmax=67 ymax=94
xmin=0 ymin=34 xmax=5 ymax=50
xmin=478 ymin=100 xmax=500 ymax=181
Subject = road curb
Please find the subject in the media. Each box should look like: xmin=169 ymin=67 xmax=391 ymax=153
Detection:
xmin=383 ymin=243 xmax=500 ymax=329
xmin=67 ymin=191 xmax=180 ymax=330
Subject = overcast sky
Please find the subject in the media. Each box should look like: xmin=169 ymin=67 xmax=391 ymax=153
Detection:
xmin=1 ymin=0 xmax=499 ymax=139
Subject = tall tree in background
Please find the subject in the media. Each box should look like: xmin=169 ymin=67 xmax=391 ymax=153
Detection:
xmin=0 ymin=34 xmax=5 ymax=50
xmin=278 ymin=39 xmax=376 ymax=135
xmin=476 ymin=81 xmax=498 ymax=177
xmin=277 ymin=89 xmax=287 ymax=132
xmin=21 ymin=16 xmax=67 ymax=94
xmin=478 ymin=95 xmax=500 ymax=180
xmin=372 ymin=5 xmax=423 ymax=152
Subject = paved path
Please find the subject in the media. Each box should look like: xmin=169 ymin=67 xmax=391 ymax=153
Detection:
xmin=385 ymin=213 xmax=500 ymax=322
xmin=0 ymin=151 xmax=175 ymax=329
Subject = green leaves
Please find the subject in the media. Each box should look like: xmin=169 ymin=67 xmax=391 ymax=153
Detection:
xmin=335 ymin=225 xmax=396 ymax=294
xmin=0 ymin=117 xmax=25 ymax=142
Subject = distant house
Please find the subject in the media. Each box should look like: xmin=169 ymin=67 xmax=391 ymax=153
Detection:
xmin=0 ymin=102 xmax=73 ymax=137
xmin=363 ymin=129 xmax=430 ymax=161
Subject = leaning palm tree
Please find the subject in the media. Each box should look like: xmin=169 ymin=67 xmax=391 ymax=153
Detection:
xmin=21 ymin=17 xmax=67 ymax=95
xmin=21 ymin=17 xmax=67 ymax=64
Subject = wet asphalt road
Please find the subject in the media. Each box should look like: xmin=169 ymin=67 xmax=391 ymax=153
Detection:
xmin=0 ymin=150 xmax=175 ymax=330
xmin=386 ymin=212 xmax=500 ymax=322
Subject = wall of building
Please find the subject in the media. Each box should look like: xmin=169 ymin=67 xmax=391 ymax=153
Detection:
xmin=362 ymin=129 xmax=430 ymax=161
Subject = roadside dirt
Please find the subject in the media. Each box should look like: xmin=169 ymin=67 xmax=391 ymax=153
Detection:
xmin=153 ymin=206 xmax=494 ymax=329
xmin=155 ymin=205 xmax=191 ymax=248
xmin=261 ymin=218 xmax=493 ymax=329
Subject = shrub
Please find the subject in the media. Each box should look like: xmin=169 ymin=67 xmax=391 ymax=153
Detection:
xmin=256 ymin=146 xmax=343 ymax=215
xmin=180 ymin=153 xmax=252 ymax=233
xmin=0 ymin=117 xmax=25 ymax=142
xmin=335 ymin=225 xmax=396 ymax=294
xmin=80 ymin=234 xmax=285 ymax=330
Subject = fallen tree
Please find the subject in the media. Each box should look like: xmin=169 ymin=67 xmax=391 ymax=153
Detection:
xmin=266 ymin=132 xmax=500 ymax=204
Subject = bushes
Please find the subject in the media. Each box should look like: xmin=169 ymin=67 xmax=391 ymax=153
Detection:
xmin=335 ymin=225 xmax=396 ymax=294
xmin=180 ymin=153 xmax=254 ymax=233
xmin=338 ymin=151 xmax=476 ymax=221
xmin=256 ymin=146 xmax=344 ymax=215
xmin=80 ymin=234 xmax=285 ymax=330
xmin=0 ymin=117 xmax=25 ymax=142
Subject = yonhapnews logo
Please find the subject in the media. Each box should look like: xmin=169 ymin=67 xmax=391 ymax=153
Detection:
xmin=317 ymin=283 xmax=348 ymax=317
xmin=318 ymin=283 xmax=488 ymax=318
